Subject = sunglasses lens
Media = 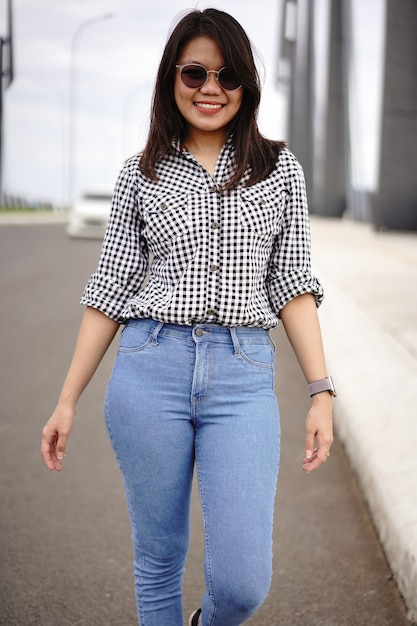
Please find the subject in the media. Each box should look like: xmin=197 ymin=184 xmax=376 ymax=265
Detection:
xmin=178 ymin=64 xmax=242 ymax=91
xmin=180 ymin=65 xmax=207 ymax=88
xmin=218 ymin=68 xmax=241 ymax=91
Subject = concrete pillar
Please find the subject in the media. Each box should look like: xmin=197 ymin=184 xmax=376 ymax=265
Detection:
xmin=287 ymin=0 xmax=314 ymax=198
xmin=312 ymin=0 xmax=346 ymax=217
xmin=374 ymin=0 xmax=417 ymax=231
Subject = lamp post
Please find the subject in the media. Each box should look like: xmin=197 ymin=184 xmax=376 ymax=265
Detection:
xmin=68 ymin=13 xmax=113 ymax=209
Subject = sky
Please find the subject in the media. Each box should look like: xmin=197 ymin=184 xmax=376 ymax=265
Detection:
xmin=2 ymin=0 xmax=286 ymax=208
xmin=2 ymin=0 xmax=385 ymax=209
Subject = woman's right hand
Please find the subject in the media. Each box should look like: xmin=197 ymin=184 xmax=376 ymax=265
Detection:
xmin=41 ymin=404 xmax=76 ymax=471
xmin=39 ymin=306 xmax=120 ymax=472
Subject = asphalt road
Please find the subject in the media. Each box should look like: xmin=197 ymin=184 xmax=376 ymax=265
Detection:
xmin=0 ymin=223 xmax=410 ymax=626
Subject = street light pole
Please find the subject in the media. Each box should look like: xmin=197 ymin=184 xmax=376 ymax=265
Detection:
xmin=68 ymin=13 xmax=113 ymax=210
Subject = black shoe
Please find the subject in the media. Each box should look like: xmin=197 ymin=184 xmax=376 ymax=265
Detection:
xmin=189 ymin=608 xmax=202 ymax=626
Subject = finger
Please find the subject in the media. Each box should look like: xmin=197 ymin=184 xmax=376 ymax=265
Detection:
xmin=41 ymin=434 xmax=58 ymax=471
xmin=317 ymin=435 xmax=333 ymax=465
xmin=302 ymin=454 xmax=322 ymax=473
xmin=321 ymin=438 xmax=332 ymax=460
xmin=304 ymin=431 xmax=317 ymax=461
xmin=303 ymin=447 xmax=332 ymax=472
xmin=303 ymin=446 xmax=318 ymax=461
xmin=48 ymin=432 xmax=69 ymax=472
xmin=41 ymin=427 xmax=67 ymax=471
xmin=317 ymin=448 xmax=329 ymax=465
xmin=55 ymin=428 xmax=70 ymax=459
xmin=302 ymin=447 xmax=317 ymax=470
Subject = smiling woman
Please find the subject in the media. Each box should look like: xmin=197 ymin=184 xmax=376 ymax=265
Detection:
xmin=41 ymin=8 xmax=334 ymax=626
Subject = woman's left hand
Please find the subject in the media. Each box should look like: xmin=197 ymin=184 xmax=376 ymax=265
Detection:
xmin=302 ymin=392 xmax=333 ymax=473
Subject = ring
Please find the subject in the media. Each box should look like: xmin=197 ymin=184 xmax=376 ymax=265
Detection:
xmin=325 ymin=451 xmax=331 ymax=457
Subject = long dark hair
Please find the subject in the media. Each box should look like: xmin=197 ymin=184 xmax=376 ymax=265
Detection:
xmin=140 ymin=8 xmax=285 ymax=189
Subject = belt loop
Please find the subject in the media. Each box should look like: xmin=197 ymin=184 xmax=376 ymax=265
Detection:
xmin=151 ymin=321 xmax=164 ymax=346
xmin=230 ymin=327 xmax=241 ymax=357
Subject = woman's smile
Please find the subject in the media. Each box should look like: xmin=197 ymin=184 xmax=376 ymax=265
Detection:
xmin=193 ymin=101 xmax=224 ymax=112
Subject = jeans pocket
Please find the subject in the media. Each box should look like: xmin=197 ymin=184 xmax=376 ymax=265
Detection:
xmin=118 ymin=324 xmax=153 ymax=353
xmin=237 ymin=342 xmax=274 ymax=369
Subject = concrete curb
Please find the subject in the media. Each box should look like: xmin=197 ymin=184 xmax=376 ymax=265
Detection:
xmin=311 ymin=218 xmax=417 ymax=622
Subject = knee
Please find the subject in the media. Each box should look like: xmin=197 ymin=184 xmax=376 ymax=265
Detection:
xmin=214 ymin=570 xmax=271 ymax=621
xmin=132 ymin=530 xmax=189 ymax=583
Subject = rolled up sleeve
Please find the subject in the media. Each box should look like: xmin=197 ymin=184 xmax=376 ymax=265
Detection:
xmin=80 ymin=158 xmax=149 ymax=322
xmin=267 ymin=155 xmax=324 ymax=314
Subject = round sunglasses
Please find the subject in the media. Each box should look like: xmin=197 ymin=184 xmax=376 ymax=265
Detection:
xmin=176 ymin=63 xmax=242 ymax=91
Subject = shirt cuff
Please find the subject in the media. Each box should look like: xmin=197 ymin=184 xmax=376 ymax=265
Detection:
xmin=80 ymin=273 xmax=129 ymax=322
xmin=268 ymin=270 xmax=324 ymax=313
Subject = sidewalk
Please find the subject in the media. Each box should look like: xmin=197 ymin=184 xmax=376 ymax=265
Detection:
xmin=310 ymin=215 xmax=417 ymax=622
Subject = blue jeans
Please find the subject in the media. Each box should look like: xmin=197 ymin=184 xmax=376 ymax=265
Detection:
xmin=105 ymin=319 xmax=280 ymax=626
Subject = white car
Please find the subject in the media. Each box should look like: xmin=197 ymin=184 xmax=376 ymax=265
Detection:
xmin=66 ymin=189 xmax=113 ymax=239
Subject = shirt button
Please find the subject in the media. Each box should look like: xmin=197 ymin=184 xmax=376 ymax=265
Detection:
xmin=211 ymin=222 xmax=219 ymax=229
xmin=195 ymin=328 xmax=204 ymax=337
xmin=210 ymin=264 xmax=219 ymax=272
xmin=210 ymin=185 xmax=219 ymax=193
xmin=160 ymin=202 xmax=168 ymax=210
xmin=207 ymin=309 xmax=217 ymax=317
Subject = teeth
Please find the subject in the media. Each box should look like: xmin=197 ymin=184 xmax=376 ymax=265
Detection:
xmin=194 ymin=103 xmax=222 ymax=110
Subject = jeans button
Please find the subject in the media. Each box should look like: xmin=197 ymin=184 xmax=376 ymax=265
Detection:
xmin=195 ymin=328 xmax=204 ymax=337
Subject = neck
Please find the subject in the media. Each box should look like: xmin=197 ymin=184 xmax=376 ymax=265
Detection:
xmin=184 ymin=129 xmax=227 ymax=157
xmin=184 ymin=130 xmax=227 ymax=179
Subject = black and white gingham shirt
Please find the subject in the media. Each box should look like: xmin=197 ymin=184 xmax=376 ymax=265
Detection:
xmin=81 ymin=139 xmax=323 ymax=328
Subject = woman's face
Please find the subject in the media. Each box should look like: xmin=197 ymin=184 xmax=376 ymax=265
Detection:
xmin=174 ymin=36 xmax=243 ymax=141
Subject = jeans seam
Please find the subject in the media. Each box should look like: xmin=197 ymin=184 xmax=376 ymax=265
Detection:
xmin=104 ymin=389 xmax=146 ymax=623
xmin=195 ymin=442 xmax=217 ymax=624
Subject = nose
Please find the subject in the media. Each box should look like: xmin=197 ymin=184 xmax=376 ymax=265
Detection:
xmin=201 ymin=71 xmax=222 ymax=93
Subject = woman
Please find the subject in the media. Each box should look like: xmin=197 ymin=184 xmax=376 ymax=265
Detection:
xmin=41 ymin=8 xmax=334 ymax=626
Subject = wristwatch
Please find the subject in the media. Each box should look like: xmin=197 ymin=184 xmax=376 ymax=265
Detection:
xmin=308 ymin=376 xmax=337 ymax=397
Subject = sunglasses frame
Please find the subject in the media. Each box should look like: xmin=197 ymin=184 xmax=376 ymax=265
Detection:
xmin=175 ymin=63 xmax=242 ymax=92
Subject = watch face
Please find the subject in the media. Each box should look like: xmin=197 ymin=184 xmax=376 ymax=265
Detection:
xmin=329 ymin=376 xmax=337 ymax=397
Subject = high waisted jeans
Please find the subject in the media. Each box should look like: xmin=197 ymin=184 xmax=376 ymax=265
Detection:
xmin=105 ymin=319 xmax=280 ymax=626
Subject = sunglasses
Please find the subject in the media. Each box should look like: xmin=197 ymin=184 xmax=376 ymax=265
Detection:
xmin=176 ymin=63 xmax=242 ymax=91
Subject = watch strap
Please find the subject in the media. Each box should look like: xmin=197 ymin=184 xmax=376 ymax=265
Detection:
xmin=308 ymin=376 xmax=336 ymax=397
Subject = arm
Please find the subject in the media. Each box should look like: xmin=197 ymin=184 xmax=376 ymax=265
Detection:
xmin=41 ymin=306 xmax=119 ymax=471
xmin=280 ymin=293 xmax=333 ymax=473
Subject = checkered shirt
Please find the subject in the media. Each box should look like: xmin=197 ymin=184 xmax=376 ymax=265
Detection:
xmin=80 ymin=140 xmax=324 ymax=328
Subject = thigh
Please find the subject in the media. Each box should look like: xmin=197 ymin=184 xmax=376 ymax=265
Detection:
xmin=195 ymin=339 xmax=281 ymax=584
xmin=104 ymin=322 xmax=196 ymax=552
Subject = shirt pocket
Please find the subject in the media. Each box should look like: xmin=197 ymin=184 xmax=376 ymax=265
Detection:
xmin=240 ymin=186 xmax=285 ymax=236
xmin=143 ymin=193 xmax=190 ymax=245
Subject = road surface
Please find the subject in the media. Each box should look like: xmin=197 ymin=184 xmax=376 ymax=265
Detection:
xmin=0 ymin=223 xmax=410 ymax=625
